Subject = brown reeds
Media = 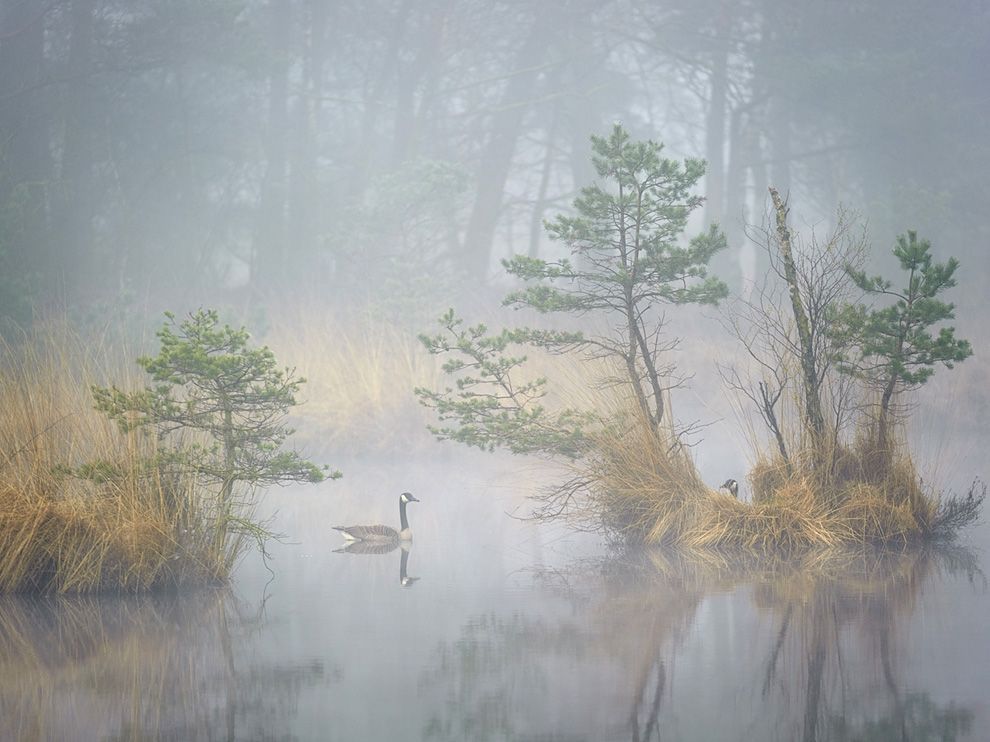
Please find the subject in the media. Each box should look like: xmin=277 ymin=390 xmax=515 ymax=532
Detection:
xmin=574 ymin=397 xmax=977 ymax=551
xmin=0 ymin=324 xmax=242 ymax=593
xmin=582 ymin=403 xmax=711 ymax=544
xmin=263 ymin=302 xmax=444 ymax=452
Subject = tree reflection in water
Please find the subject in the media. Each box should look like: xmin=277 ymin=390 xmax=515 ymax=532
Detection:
xmin=421 ymin=546 xmax=981 ymax=742
xmin=749 ymin=546 xmax=979 ymax=741
xmin=0 ymin=589 xmax=331 ymax=741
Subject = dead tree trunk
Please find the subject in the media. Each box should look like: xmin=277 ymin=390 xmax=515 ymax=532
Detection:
xmin=769 ymin=187 xmax=826 ymax=469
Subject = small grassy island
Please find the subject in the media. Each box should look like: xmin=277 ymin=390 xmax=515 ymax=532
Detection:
xmin=0 ymin=311 xmax=334 ymax=593
xmin=417 ymin=125 xmax=984 ymax=550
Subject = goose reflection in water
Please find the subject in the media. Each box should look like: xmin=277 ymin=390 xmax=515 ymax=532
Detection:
xmin=333 ymin=540 xmax=420 ymax=587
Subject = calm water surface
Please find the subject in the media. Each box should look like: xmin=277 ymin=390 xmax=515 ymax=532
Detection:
xmin=2 ymin=453 xmax=988 ymax=741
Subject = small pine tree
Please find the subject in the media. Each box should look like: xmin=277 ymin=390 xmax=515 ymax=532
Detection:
xmin=93 ymin=310 xmax=336 ymax=539
xmin=417 ymin=125 xmax=727 ymax=455
xmin=834 ymin=231 xmax=972 ymax=451
xmin=502 ymin=124 xmax=727 ymax=434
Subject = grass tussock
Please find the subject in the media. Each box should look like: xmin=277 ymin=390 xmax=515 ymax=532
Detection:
xmin=627 ymin=538 xmax=961 ymax=601
xmin=579 ymin=401 xmax=984 ymax=551
xmin=0 ymin=325 xmax=243 ymax=593
xmin=581 ymin=403 xmax=711 ymax=544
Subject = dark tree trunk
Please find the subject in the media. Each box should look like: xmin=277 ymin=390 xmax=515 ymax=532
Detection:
xmin=348 ymin=0 xmax=412 ymax=203
xmin=287 ymin=0 xmax=330 ymax=283
xmin=723 ymin=106 xmax=746 ymax=248
xmin=390 ymin=0 xmax=446 ymax=168
xmin=462 ymin=12 xmax=548 ymax=281
xmin=527 ymin=118 xmax=558 ymax=259
xmin=562 ymin=13 xmax=602 ymax=196
xmin=703 ymin=3 xmax=732 ymax=229
xmin=0 ymin=0 xmax=51 ymax=302
xmin=57 ymin=0 xmax=97 ymax=301
xmin=760 ymin=380 xmax=791 ymax=472
xmin=876 ymin=329 xmax=908 ymax=464
xmin=252 ymin=0 xmax=293 ymax=293
xmin=771 ymin=101 xmax=792 ymax=197
xmin=763 ymin=0 xmax=794 ymax=198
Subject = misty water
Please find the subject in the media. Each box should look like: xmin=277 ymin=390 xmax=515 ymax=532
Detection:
xmin=4 ymin=1 xmax=990 ymax=739
xmin=1 ymin=451 xmax=987 ymax=742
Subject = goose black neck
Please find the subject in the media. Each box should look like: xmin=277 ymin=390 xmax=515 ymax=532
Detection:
xmin=399 ymin=498 xmax=410 ymax=530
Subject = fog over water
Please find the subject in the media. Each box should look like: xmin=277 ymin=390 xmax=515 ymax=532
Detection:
xmin=2 ymin=0 xmax=990 ymax=740
xmin=3 ymin=454 xmax=988 ymax=740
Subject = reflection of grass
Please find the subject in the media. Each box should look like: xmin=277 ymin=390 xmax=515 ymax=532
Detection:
xmin=655 ymin=544 xmax=977 ymax=742
xmin=746 ymin=546 xmax=975 ymax=742
xmin=0 ymin=590 xmax=328 ymax=740
xmin=828 ymin=693 xmax=973 ymax=741
xmin=524 ymin=546 xmax=978 ymax=742
xmin=0 ymin=325 xmax=247 ymax=592
xmin=421 ymin=612 xmax=587 ymax=741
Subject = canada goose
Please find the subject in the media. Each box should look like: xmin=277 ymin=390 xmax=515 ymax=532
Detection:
xmin=333 ymin=492 xmax=419 ymax=542
xmin=720 ymin=478 xmax=739 ymax=498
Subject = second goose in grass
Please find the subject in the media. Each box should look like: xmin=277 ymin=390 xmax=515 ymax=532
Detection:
xmin=333 ymin=492 xmax=419 ymax=542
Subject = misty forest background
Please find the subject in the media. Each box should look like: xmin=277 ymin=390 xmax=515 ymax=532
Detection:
xmin=2 ymin=0 xmax=988 ymax=448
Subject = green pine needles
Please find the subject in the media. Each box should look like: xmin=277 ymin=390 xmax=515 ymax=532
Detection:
xmin=834 ymin=231 xmax=972 ymax=451
xmin=415 ymin=309 xmax=594 ymax=458
xmin=417 ymin=125 xmax=728 ymax=456
xmin=505 ymin=125 xmax=727 ymax=431
xmin=92 ymin=309 xmax=336 ymax=547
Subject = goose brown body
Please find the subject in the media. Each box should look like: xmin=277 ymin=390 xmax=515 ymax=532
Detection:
xmin=332 ymin=523 xmax=401 ymax=542
xmin=333 ymin=492 xmax=419 ymax=542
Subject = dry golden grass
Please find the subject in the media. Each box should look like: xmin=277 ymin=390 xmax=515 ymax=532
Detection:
xmin=629 ymin=537 xmax=942 ymax=602
xmin=579 ymin=398 xmax=711 ymax=544
xmin=686 ymin=483 xmax=841 ymax=550
xmin=0 ymin=324 xmax=238 ymax=593
xmin=263 ymin=303 xmax=445 ymax=451
xmin=575 ymin=395 xmax=963 ymax=551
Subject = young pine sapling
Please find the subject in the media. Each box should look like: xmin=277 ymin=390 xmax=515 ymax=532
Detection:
xmin=93 ymin=309 xmax=336 ymax=543
xmin=834 ymin=231 xmax=972 ymax=453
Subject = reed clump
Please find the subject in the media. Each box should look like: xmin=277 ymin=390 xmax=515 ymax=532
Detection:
xmin=0 ymin=325 xmax=241 ymax=593
xmin=581 ymin=406 xmax=711 ymax=544
xmin=579 ymin=403 xmax=983 ymax=550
